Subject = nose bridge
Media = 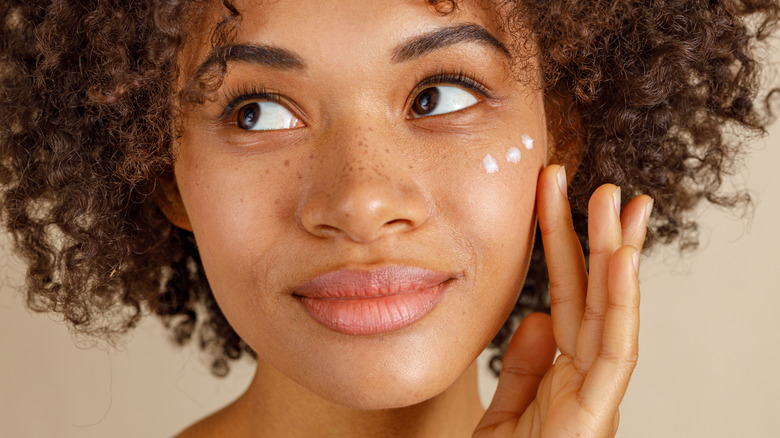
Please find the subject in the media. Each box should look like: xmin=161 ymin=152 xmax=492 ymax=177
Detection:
xmin=318 ymin=124 xmax=395 ymax=208
xmin=299 ymin=120 xmax=429 ymax=243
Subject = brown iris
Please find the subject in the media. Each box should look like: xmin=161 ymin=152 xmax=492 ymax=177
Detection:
xmin=237 ymin=103 xmax=261 ymax=130
xmin=412 ymin=87 xmax=440 ymax=116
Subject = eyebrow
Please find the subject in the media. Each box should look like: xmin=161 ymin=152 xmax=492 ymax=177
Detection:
xmin=391 ymin=23 xmax=510 ymax=63
xmin=195 ymin=23 xmax=508 ymax=75
xmin=195 ymin=43 xmax=306 ymax=76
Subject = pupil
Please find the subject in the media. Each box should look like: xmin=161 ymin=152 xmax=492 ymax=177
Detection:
xmin=413 ymin=87 xmax=439 ymax=115
xmin=237 ymin=103 xmax=261 ymax=129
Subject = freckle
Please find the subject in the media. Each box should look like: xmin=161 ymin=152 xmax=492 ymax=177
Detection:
xmin=265 ymin=169 xmax=270 ymax=175
xmin=368 ymin=127 xmax=373 ymax=131
xmin=309 ymin=153 xmax=314 ymax=159
xmin=359 ymin=167 xmax=365 ymax=171
xmin=297 ymin=172 xmax=302 ymax=180
xmin=385 ymin=149 xmax=389 ymax=153
xmin=345 ymin=212 xmax=351 ymax=218
xmin=274 ymin=198 xmax=280 ymax=205
xmin=239 ymin=198 xmax=244 ymax=204
xmin=284 ymin=160 xmax=290 ymax=167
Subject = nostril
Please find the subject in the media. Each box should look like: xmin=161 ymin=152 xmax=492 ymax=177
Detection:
xmin=314 ymin=224 xmax=342 ymax=238
xmin=383 ymin=218 xmax=415 ymax=231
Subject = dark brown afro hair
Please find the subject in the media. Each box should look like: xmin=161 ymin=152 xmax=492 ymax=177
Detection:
xmin=1 ymin=0 xmax=778 ymax=377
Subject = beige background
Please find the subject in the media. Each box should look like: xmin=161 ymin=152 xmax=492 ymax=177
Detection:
xmin=1 ymin=42 xmax=779 ymax=438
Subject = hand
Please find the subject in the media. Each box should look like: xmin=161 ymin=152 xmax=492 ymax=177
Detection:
xmin=474 ymin=165 xmax=653 ymax=438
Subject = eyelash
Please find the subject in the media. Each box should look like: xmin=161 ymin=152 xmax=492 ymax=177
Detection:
xmin=219 ymin=69 xmax=491 ymax=120
xmin=220 ymin=84 xmax=282 ymax=120
xmin=411 ymin=70 xmax=492 ymax=100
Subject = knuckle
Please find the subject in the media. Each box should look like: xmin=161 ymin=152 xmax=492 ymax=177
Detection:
xmin=575 ymin=392 xmax=601 ymax=420
xmin=606 ymin=301 xmax=634 ymax=313
xmin=572 ymin=356 xmax=591 ymax=375
xmin=587 ymin=246 xmax=617 ymax=258
xmin=549 ymin=286 xmax=580 ymax=305
xmin=501 ymin=364 xmax=546 ymax=380
xmin=582 ymin=305 xmax=606 ymax=323
xmin=599 ymin=348 xmax=639 ymax=369
xmin=554 ymin=353 xmax=574 ymax=367
xmin=540 ymin=220 xmax=565 ymax=237
xmin=540 ymin=215 xmax=575 ymax=238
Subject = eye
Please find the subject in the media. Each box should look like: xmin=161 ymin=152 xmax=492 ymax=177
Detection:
xmin=411 ymin=86 xmax=478 ymax=118
xmin=235 ymin=101 xmax=302 ymax=131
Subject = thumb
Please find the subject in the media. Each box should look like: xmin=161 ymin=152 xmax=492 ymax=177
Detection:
xmin=475 ymin=313 xmax=556 ymax=433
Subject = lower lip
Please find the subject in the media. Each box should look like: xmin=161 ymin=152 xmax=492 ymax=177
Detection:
xmin=298 ymin=283 xmax=449 ymax=335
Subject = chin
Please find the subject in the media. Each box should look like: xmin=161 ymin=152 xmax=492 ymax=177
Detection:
xmin=309 ymin=365 xmax=460 ymax=411
xmin=250 ymin=318 xmax=480 ymax=412
xmin=289 ymin=332 xmax=480 ymax=411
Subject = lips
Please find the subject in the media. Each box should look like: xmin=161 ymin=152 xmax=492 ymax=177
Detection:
xmin=294 ymin=266 xmax=452 ymax=335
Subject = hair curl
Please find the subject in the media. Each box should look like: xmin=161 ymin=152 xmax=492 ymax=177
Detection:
xmin=1 ymin=0 xmax=778 ymax=377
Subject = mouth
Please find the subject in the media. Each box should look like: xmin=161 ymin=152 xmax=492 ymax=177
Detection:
xmin=293 ymin=265 xmax=454 ymax=335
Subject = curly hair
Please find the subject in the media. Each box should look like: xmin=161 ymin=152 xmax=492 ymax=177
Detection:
xmin=1 ymin=0 xmax=778 ymax=377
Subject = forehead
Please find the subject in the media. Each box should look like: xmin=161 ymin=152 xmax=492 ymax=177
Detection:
xmin=181 ymin=0 xmax=510 ymax=76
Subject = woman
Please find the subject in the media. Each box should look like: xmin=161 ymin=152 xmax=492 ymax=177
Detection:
xmin=1 ymin=0 xmax=777 ymax=436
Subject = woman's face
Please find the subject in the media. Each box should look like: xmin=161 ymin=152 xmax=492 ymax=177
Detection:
xmin=173 ymin=0 xmax=547 ymax=409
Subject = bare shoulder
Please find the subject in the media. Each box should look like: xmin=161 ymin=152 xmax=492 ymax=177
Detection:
xmin=174 ymin=416 xmax=223 ymax=438
xmin=174 ymin=421 xmax=210 ymax=438
xmin=173 ymin=404 xmax=244 ymax=438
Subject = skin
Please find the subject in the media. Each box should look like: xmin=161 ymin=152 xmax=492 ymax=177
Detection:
xmin=162 ymin=1 xmax=653 ymax=436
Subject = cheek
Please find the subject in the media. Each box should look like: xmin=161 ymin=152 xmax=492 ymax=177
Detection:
xmin=470 ymin=171 xmax=534 ymax=236
xmin=443 ymin=135 xmax=545 ymax=254
xmin=462 ymin=166 xmax=539 ymax=298
xmin=173 ymin=148 xmax=295 ymax=297
xmin=435 ymin=131 xmax=545 ymax=330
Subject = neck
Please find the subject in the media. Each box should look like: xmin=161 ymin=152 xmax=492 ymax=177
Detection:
xmin=216 ymin=358 xmax=485 ymax=438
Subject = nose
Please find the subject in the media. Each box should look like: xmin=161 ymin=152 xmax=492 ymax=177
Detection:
xmin=299 ymin=127 xmax=429 ymax=243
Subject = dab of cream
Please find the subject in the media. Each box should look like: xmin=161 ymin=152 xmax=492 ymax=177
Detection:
xmin=506 ymin=146 xmax=521 ymax=163
xmin=483 ymin=154 xmax=499 ymax=173
xmin=522 ymin=134 xmax=534 ymax=150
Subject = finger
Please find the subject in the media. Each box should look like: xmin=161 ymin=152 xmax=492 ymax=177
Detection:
xmin=611 ymin=410 xmax=621 ymax=437
xmin=476 ymin=313 xmax=556 ymax=434
xmin=537 ymin=165 xmax=588 ymax=357
xmin=580 ymin=245 xmax=640 ymax=419
xmin=575 ymin=184 xmax=623 ymax=371
xmin=620 ymin=195 xmax=653 ymax=253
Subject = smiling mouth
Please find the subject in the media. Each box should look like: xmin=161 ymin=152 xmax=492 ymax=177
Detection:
xmin=293 ymin=266 xmax=453 ymax=335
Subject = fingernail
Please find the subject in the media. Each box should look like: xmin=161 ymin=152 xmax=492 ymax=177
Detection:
xmin=613 ymin=187 xmax=622 ymax=217
xmin=632 ymin=248 xmax=640 ymax=274
xmin=556 ymin=166 xmax=567 ymax=197
xmin=644 ymin=198 xmax=654 ymax=225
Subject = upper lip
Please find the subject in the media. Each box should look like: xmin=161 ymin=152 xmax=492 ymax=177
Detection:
xmin=294 ymin=265 xmax=453 ymax=299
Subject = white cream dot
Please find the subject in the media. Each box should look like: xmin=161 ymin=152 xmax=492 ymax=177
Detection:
xmin=482 ymin=154 xmax=499 ymax=173
xmin=506 ymin=146 xmax=521 ymax=163
xmin=522 ymin=134 xmax=534 ymax=150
